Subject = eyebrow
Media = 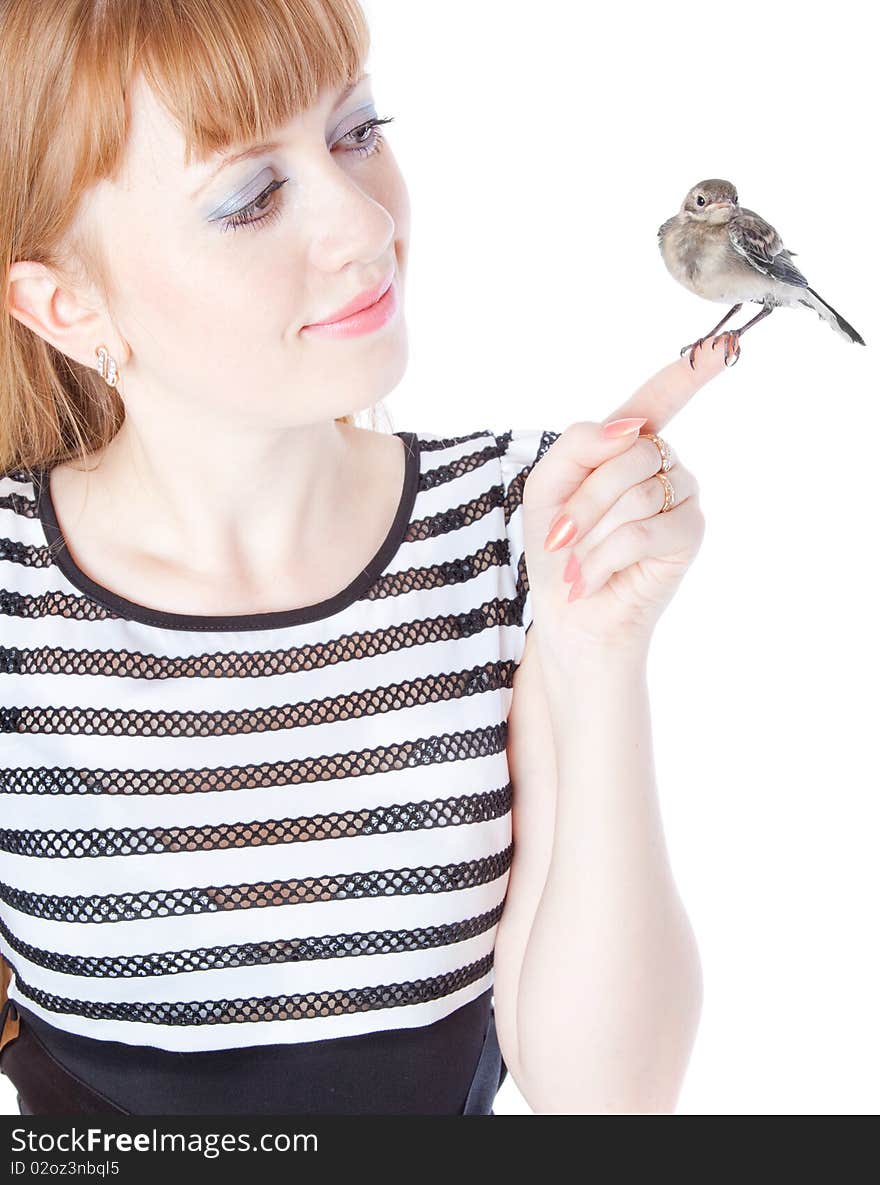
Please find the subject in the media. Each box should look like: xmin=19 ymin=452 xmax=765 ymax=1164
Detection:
xmin=190 ymin=72 xmax=369 ymax=200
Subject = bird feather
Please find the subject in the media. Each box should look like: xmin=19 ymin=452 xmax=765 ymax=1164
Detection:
xmin=657 ymin=215 xmax=678 ymax=245
xmin=727 ymin=208 xmax=809 ymax=288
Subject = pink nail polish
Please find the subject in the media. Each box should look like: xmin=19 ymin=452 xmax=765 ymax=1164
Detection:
xmin=601 ymin=416 xmax=648 ymax=439
xmin=563 ymin=552 xmax=580 ymax=583
xmin=567 ymin=577 xmax=584 ymax=602
xmin=544 ymin=514 xmax=577 ymax=552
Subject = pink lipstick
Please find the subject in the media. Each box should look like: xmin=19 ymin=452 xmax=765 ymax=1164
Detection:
xmin=302 ymin=270 xmax=398 ymax=339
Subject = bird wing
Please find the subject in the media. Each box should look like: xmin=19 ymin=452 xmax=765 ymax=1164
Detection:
xmin=657 ymin=215 xmax=678 ymax=247
xmin=728 ymin=208 xmax=809 ymax=288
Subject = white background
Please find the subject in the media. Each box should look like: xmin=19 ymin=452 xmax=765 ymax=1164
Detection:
xmin=362 ymin=0 xmax=878 ymax=1115
xmin=3 ymin=0 xmax=877 ymax=1116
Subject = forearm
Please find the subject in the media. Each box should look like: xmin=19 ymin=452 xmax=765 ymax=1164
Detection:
xmin=514 ymin=629 xmax=703 ymax=1114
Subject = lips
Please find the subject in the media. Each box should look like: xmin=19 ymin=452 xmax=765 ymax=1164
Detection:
xmin=306 ymin=269 xmax=395 ymax=327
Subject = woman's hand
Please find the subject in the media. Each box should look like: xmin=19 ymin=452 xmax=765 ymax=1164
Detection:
xmin=522 ymin=335 xmax=734 ymax=661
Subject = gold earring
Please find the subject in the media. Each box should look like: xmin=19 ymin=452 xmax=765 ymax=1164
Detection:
xmin=95 ymin=345 xmax=119 ymax=387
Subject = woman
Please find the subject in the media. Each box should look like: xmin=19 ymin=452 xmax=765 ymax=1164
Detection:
xmin=0 ymin=0 xmax=721 ymax=1115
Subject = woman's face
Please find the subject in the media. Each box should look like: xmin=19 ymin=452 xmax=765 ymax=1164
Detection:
xmin=77 ymin=69 xmax=409 ymax=429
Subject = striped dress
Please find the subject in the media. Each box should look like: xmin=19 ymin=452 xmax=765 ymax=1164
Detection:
xmin=0 ymin=426 xmax=560 ymax=1110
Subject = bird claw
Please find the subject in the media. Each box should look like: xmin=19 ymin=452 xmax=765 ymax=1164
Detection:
xmin=679 ymin=337 xmax=708 ymax=370
xmin=712 ymin=330 xmax=741 ymax=367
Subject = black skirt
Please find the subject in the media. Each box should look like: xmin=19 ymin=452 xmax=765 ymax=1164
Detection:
xmin=3 ymin=990 xmax=507 ymax=1116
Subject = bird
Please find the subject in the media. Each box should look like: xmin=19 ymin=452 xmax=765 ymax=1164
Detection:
xmin=658 ymin=178 xmax=865 ymax=368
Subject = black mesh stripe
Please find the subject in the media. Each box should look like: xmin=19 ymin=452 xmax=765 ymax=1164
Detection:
xmin=0 ymin=488 xmax=41 ymax=519
xmin=497 ymin=427 xmax=559 ymax=520
xmin=0 ymin=545 xmax=518 ymax=626
xmin=1 ymin=659 xmax=518 ymax=738
xmin=0 ymin=900 xmax=505 ymax=979
xmin=9 ymin=952 xmax=496 ymax=1027
xmin=0 ymin=722 xmax=509 ymax=796
xmin=412 ymin=429 xmax=491 ymax=453
xmin=420 ymin=437 xmax=505 ymax=492
xmin=0 ymin=535 xmax=47 ymax=567
xmin=0 ymin=587 xmax=113 ymax=621
xmin=0 ymin=577 xmax=518 ymax=678
xmin=404 ymin=486 xmax=505 ymax=548
xmin=495 ymin=427 xmax=559 ymax=625
xmin=0 ymin=785 xmax=513 ymax=859
xmin=0 ymin=844 xmax=514 ymax=923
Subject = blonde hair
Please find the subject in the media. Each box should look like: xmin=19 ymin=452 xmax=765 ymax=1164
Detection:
xmin=0 ymin=0 xmax=388 ymax=482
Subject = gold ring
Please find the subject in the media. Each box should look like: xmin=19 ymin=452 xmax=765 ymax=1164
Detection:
xmin=655 ymin=471 xmax=675 ymax=512
xmin=640 ymin=431 xmax=672 ymax=472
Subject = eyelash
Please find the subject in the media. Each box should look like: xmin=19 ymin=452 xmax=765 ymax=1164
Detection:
xmin=221 ymin=115 xmax=395 ymax=234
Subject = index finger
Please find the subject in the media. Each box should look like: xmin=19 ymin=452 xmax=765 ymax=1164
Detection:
xmin=601 ymin=335 xmax=732 ymax=434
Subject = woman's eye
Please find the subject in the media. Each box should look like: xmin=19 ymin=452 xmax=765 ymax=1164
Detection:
xmin=340 ymin=115 xmax=395 ymax=157
xmin=220 ymin=115 xmax=395 ymax=234
xmin=221 ymin=177 xmax=290 ymax=234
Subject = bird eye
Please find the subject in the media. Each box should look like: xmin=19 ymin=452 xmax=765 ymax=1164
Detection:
xmin=696 ymin=195 xmax=705 ymax=207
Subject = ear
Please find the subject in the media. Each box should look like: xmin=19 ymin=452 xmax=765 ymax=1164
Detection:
xmin=6 ymin=259 xmax=117 ymax=372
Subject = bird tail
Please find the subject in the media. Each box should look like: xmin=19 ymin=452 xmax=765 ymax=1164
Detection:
xmin=798 ymin=287 xmax=866 ymax=345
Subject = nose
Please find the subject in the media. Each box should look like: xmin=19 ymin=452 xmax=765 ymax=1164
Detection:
xmin=302 ymin=153 xmax=395 ymax=272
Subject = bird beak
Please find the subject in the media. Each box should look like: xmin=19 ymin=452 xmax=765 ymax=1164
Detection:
xmin=707 ymin=201 xmax=733 ymax=211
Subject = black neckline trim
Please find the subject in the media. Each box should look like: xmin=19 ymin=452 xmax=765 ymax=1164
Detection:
xmin=34 ymin=430 xmax=421 ymax=633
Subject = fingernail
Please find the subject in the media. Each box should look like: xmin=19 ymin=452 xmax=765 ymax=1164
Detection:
xmin=567 ymin=577 xmax=584 ymax=602
xmin=601 ymin=416 xmax=648 ymax=439
xmin=563 ymin=552 xmax=581 ymax=583
xmin=544 ymin=514 xmax=577 ymax=552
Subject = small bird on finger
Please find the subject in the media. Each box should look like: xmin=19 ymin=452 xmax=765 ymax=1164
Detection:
xmin=658 ymin=178 xmax=866 ymax=368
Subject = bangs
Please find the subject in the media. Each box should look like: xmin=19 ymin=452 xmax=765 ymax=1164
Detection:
xmin=136 ymin=0 xmax=371 ymax=167
xmin=62 ymin=0 xmax=370 ymax=189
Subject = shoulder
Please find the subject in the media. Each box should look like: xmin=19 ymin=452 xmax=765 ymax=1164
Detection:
xmin=496 ymin=428 xmax=561 ymax=495
xmin=0 ymin=463 xmax=41 ymax=532
xmin=0 ymin=465 xmax=46 ymax=619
